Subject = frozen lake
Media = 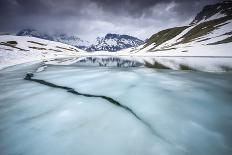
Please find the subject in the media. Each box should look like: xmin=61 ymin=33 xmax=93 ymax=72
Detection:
xmin=0 ymin=56 xmax=232 ymax=155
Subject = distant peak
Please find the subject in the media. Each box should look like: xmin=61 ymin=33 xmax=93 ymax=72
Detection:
xmin=104 ymin=33 xmax=142 ymax=40
xmin=105 ymin=33 xmax=120 ymax=39
xmin=20 ymin=28 xmax=37 ymax=31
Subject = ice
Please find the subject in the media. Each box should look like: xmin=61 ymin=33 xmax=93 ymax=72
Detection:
xmin=0 ymin=58 xmax=232 ymax=155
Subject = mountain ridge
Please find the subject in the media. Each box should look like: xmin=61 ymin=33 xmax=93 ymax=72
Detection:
xmin=16 ymin=29 xmax=91 ymax=49
xmin=87 ymin=33 xmax=144 ymax=52
xmin=190 ymin=0 xmax=232 ymax=25
xmin=16 ymin=29 xmax=144 ymax=52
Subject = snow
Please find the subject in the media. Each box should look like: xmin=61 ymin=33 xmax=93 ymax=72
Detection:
xmin=116 ymin=42 xmax=232 ymax=57
xmin=149 ymin=43 xmax=231 ymax=57
xmin=105 ymin=38 xmax=118 ymax=46
xmin=201 ymin=20 xmax=232 ymax=44
xmin=152 ymin=26 xmax=193 ymax=51
xmin=89 ymin=34 xmax=144 ymax=52
xmin=1 ymin=17 xmax=232 ymax=71
xmin=191 ymin=10 xmax=227 ymax=25
xmin=119 ymin=18 xmax=232 ymax=57
xmin=40 ymin=56 xmax=232 ymax=72
xmin=54 ymin=34 xmax=91 ymax=47
xmin=0 ymin=35 xmax=87 ymax=70
xmin=206 ymin=12 xmax=226 ymax=21
xmin=1 ymin=63 xmax=232 ymax=155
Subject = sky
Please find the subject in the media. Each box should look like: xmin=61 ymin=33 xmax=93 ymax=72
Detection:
xmin=0 ymin=0 xmax=222 ymax=42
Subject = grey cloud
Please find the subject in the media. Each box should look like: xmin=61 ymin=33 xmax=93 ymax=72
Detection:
xmin=0 ymin=0 xmax=223 ymax=41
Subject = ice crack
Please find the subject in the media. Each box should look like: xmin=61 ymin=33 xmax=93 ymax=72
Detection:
xmin=24 ymin=73 xmax=169 ymax=142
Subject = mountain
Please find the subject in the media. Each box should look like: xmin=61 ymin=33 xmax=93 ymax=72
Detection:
xmin=17 ymin=29 xmax=90 ymax=50
xmin=190 ymin=0 xmax=232 ymax=25
xmin=17 ymin=29 xmax=54 ymax=41
xmin=53 ymin=33 xmax=91 ymax=49
xmin=17 ymin=30 xmax=144 ymax=52
xmin=87 ymin=33 xmax=144 ymax=52
xmin=120 ymin=0 xmax=232 ymax=56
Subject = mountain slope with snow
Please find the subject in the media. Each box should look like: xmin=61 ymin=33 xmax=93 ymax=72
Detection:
xmin=17 ymin=29 xmax=54 ymax=41
xmin=53 ymin=33 xmax=91 ymax=49
xmin=87 ymin=33 xmax=144 ymax=52
xmin=17 ymin=29 xmax=91 ymax=50
xmin=120 ymin=1 xmax=232 ymax=56
xmin=190 ymin=0 xmax=232 ymax=25
xmin=0 ymin=35 xmax=86 ymax=69
xmin=17 ymin=30 xmax=143 ymax=52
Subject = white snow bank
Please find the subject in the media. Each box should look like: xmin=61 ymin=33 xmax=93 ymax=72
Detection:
xmin=0 ymin=35 xmax=87 ymax=69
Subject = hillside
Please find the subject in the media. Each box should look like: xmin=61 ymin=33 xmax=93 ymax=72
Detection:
xmin=120 ymin=1 xmax=232 ymax=56
xmin=0 ymin=35 xmax=86 ymax=69
xmin=190 ymin=0 xmax=232 ymax=25
xmin=17 ymin=29 xmax=91 ymax=50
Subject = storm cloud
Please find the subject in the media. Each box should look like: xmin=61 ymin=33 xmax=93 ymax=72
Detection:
xmin=0 ymin=0 xmax=222 ymax=41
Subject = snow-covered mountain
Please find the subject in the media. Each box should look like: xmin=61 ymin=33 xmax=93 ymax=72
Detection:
xmin=53 ymin=33 xmax=91 ymax=49
xmin=190 ymin=0 xmax=232 ymax=25
xmin=0 ymin=35 xmax=87 ymax=69
xmin=87 ymin=33 xmax=144 ymax=52
xmin=17 ymin=29 xmax=91 ymax=50
xmin=120 ymin=0 xmax=232 ymax=56
xmin=17 ymin=30 xmax=143 ymax=52
xmin=17 ymin=29 xmax=54 ymax=41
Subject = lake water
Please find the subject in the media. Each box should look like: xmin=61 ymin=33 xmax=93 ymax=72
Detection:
xmin=0 ymin=56 xmax=232 ymax=155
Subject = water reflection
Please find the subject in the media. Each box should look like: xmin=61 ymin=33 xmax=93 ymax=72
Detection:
xmin=45 ymin=56 xmax=232 ymax=72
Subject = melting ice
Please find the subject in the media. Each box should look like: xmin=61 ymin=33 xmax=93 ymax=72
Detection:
xmin=0 ymin=57 xmax=232 ymax=155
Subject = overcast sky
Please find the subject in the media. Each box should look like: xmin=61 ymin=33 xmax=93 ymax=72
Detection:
xmin=0 ymin=0 xmax=222 ymax=42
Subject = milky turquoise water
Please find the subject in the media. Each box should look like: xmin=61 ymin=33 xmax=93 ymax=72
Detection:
xmin=0 ymin=57 xmax=232 ymax=155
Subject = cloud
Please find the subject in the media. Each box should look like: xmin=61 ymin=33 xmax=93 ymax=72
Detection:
xmin=0 ymin=0 xmax=222 ymax=41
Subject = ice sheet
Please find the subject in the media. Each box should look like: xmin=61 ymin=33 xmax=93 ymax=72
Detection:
xmin=0 ymin=59 xmax=232 ymax=155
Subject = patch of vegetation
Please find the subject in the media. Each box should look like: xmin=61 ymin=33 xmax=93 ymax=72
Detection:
xmin=145 ymin=61 xmax=170 ymax=69
xmin=0 ymin=42 xmax=28 ymax=51
xmin=152 ymin=47 xmax=176 ymax=52
xmin=142 ymin=26 xmax=189 ymax=49
xmin=69 ymin=47 xmax=79 ymax=52
xmin=6 ymin=41 xmax=17 ymax=46
xmin=196 ymin=38 xmax=211 ymax=42
xmin=179 ymin=16 xmax=232 ymax=44
xmin=208 ymin=36 xmax=232 ymax=45
xmin=28 ymin=41 xmax=47 ymax=46
xmin=180 ymin=50 xmax=188 ymax=52
xmin=179 ymin=64 xmax=195 ymax=71
xmin=0 ymin=47 xmax=13 ymax=51
xmin=56 ymin=46 xmax=74 ymax=51
xmin=29 ymin=46 xmax=47 ymax=50
xmin=49 ymin=49 xmax=63 ymax=52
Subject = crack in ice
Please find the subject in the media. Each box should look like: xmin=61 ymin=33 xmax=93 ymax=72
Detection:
xmin=24 ymin=73 xmax=169 ymax=142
